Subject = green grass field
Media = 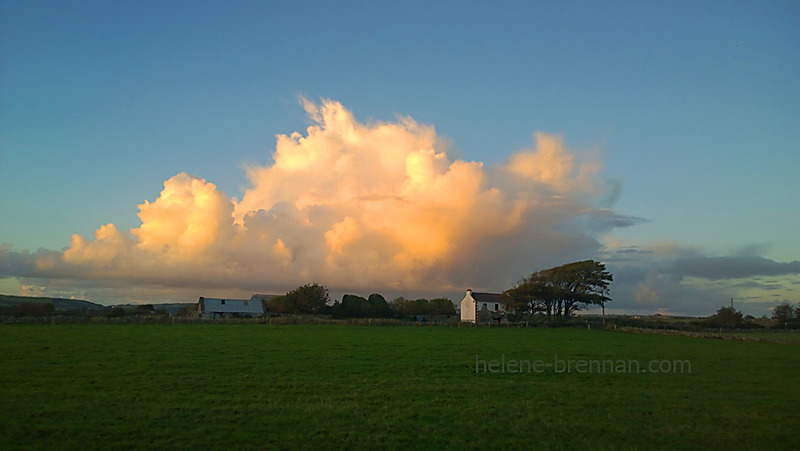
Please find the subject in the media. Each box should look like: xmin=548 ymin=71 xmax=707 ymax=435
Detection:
xmin=2 ymin=324 xmax=798 ymax=449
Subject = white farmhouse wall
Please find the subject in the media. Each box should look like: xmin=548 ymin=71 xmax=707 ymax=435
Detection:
xmin=460 ymin=292 xmax=476 ymax=323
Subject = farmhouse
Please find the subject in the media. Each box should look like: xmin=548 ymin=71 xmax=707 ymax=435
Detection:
xmin=460 ymin=289 xmax=507 ymax=324
xmin=197 ymin=296 xmax=267 ymax=319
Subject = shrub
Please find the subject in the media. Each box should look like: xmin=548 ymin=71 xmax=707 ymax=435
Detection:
xmin=13 ymin=302 xmax=55 ymax=317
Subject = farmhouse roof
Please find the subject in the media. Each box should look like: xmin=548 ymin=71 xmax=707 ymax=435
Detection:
xmin=470 ymin=292 xmax=502 ymax=303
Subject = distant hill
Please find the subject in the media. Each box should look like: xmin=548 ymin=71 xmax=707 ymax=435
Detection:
xmin=0 ymin=294 xmax=111 ymax=313
xmin=0 ymin=294 xmax=197 ymax=316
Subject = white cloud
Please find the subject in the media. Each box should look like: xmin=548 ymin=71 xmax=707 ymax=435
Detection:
xmin=0 ymin=98 xmax=699 ymax=307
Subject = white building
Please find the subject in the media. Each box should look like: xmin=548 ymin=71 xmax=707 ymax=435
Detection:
xmin=460 ymin=289 xmax=506 ymax=324
xmin=197 ymin=296 xmax=266 ymax=319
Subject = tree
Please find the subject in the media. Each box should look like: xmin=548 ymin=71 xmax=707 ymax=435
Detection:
xmin=389 ymin=297 xmax=411 ymax=316
xmin=292 ymin=282 xmax=330 ymax=314
xmin=772 ymin=303 xmax=795 ymax=328
xmin=406 ymin=298 xmax=431 ymax=316
xmin=502 ymin=260 xmax=612 ymax=321
xmin=340 ymin=294 xmax=369 ymax=317
xmin=710 ymin=306 xmax=743 ymax=328
xmin=335 ymin=294 xmax=370 ymax=318
xmin=428 ymin=298 xmax=456 ymax=315
xmin=331 ymin=293 xmax=394 ymax=318
xmin=549 ymin=260 xmax=613 ymax=319
xmin=269 ymin=283 xmax=330 ymax=314
xmin=367 ymin=293 xmax=393 ymax=317
xmin=502 ymin=276 xmax=550 ymax=318
xmin=388 ymin=297 xmax=455 ymax=317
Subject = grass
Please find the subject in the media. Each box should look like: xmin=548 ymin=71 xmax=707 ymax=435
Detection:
xmin=1 ymin=324 xmax=798 ymax=449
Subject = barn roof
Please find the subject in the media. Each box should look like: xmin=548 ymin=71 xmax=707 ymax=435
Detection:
xmin=198 ymin=297 xmax=264 ymax=314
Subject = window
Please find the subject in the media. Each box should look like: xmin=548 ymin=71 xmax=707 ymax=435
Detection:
xmin=221 ymin=299 xmax=225 ymax=305
xmin=495 ymin=303 xmax=499 ymax=310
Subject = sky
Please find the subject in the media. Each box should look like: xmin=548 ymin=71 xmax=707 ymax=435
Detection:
xmin=1 ymin=0 xmax=798 ymax=316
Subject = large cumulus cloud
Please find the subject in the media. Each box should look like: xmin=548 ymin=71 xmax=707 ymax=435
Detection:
xmin=1 ymin=98 xmax=637 ymax=302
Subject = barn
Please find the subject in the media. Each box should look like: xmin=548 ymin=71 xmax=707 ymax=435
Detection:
xmin=197 ymin=296 xmax=266 ymax=319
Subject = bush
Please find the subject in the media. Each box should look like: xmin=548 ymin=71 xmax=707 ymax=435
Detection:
xmin=331 ymin=293 xmax=395 ymax=319
xmin=390 ymin=297 xmax=456 ymax=316
xmin=177 ymin=305 xmax=197 ymax=317
xmin=13 ymin=303 xmax=55 ymax=317
xmin=107 ymin=307 xmax=127 ymax=318
xmin=367 ymin=293 xmax=393 ymax=317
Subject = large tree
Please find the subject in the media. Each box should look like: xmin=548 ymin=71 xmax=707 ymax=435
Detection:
xmin=710 ymin=305 xmax=744 ymax=328
xmin=269 ymin=282 xmax=330 ymax=314
xmin=502 ymin=260 xmax=612 ymax=321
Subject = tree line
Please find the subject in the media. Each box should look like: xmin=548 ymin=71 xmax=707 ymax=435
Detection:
xmin=707 ymin=302 xmax=800 ymax=329
xmin=264 ymin=282 xmax=456 ymax=318
xmin=770 ymin=302 xmax=800 ymax=328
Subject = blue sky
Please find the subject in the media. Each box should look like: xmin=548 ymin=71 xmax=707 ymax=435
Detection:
xmin=1 ymin=0 xmax=798 ymax=315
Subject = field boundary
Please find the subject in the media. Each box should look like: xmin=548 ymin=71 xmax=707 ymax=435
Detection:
xmin=614 ymin=325 xmax=800 ymax=343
